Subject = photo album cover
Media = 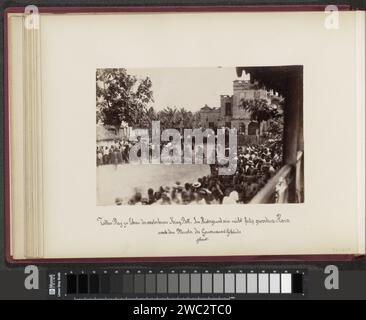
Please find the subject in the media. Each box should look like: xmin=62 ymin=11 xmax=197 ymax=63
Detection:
xmin=4 ymin=7 xmax=365 ymax=261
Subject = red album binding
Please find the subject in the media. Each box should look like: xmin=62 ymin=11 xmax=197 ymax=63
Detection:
xmin=3 ymin=4 xmax=363 ymax=264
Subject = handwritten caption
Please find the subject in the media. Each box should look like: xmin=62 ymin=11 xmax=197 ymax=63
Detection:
xmin=96 ymin=214 xmax=290 ymax=244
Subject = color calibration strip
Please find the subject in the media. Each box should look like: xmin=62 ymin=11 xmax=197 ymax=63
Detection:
xmin=53 ymin=270 xmax=304 ymax=297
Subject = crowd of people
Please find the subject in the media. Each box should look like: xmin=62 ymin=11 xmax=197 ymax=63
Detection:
xmin=96 ymin=140 xmax=132 ymax=166
xmin=96 ymin=134 xmax=216 ymax=166
xmin=99 ymin=138 xmax=283 ymax=205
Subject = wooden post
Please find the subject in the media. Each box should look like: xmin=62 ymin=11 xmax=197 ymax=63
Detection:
xmin=283 ymin=67 xmax=303 ymax=202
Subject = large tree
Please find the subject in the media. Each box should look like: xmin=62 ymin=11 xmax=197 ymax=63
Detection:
xmin=96 ymin=68 xmax=153 ymax=130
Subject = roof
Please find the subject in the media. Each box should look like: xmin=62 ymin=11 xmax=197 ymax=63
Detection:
xmin=200 ymin=105 xmax=221 ymax=113
xmin=200 ymin=104 xmax=212 ymax=111
xmin=236 ymin=66 xmax=303 ymax=97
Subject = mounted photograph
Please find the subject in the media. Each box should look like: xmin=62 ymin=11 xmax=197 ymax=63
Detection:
xmin=96 ymin=66 xmax=304 ymax=206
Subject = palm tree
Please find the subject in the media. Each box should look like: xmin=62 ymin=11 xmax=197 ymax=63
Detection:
xmin=157 ymin=107 xmax=179 ymax=130
xmin=155 ymin=107 xmax=198 ymax=130
xmin=145 ymin=107 xmax=157 ymax=125
xmin=177 ymin=108 xmax=195 ymax=129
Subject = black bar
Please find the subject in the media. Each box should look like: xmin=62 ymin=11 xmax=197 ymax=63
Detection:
xmin=292 ymin=274 xmax=303 ymax=294
xmin=78 ymin=274 xmax=89 ymax=294
xmin=100 ymin=275 xmax=110 ymax=294
xmin=89 ymin=274 xmax=100 ymax=294
xmin=66 ymin=274 xmax=77 ymax=294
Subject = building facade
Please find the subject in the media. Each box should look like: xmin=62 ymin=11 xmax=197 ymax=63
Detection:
xmin=199 ymin=79 xmax=279 ymax=136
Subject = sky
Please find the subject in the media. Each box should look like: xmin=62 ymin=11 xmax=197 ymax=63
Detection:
xmin=126 ymin=67 xmax=249 ymax=112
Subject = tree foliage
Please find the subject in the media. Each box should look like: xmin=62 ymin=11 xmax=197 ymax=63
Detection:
xmin=240 ymin=98 xmax=285 ymax=141
xmin=156 ymin=107 xmax=197 ymax=130
xmin=240 ymin=98 xmax=282 ymax=123
xmin=96 ymin=68 xmax=154 ymax=129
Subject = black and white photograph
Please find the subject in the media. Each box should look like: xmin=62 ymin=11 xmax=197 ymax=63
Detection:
xmin=96 ymin=66 xmax=304 ymax=206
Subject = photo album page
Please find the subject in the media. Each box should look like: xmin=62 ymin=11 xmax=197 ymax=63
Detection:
xmin=7 ymin=10 xmax=365 ymax=260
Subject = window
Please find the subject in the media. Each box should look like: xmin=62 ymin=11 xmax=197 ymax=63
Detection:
xmin=248 ymin=121 xmax=259 ymax=135
xmin=225 ymin=102 xmax=232 ymax=116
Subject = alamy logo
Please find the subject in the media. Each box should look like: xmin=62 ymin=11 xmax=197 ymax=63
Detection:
xmin=128 ymin=121 xmax=238 ymax=175
xmin=24 ymin=5 xmax=40 ymax=30
xmin=24 ymin=265 xmax=39 ymax=290
xmin=324 ymin=265 xmax=339 ymax=290
xmin=324 ymin=5 xmax=339 ymax=30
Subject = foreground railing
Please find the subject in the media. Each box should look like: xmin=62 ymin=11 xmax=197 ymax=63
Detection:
xmin=296 ymin=151 xmax=304 ymax=203
xmin=249 ymin=151 xmax=304 ymax=204
xmin=249 ymin=164 xmax=293 ymax=204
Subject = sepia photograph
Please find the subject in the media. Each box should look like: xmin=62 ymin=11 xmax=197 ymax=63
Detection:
xmin=96 ymin=66 xmax=304 ymax=206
